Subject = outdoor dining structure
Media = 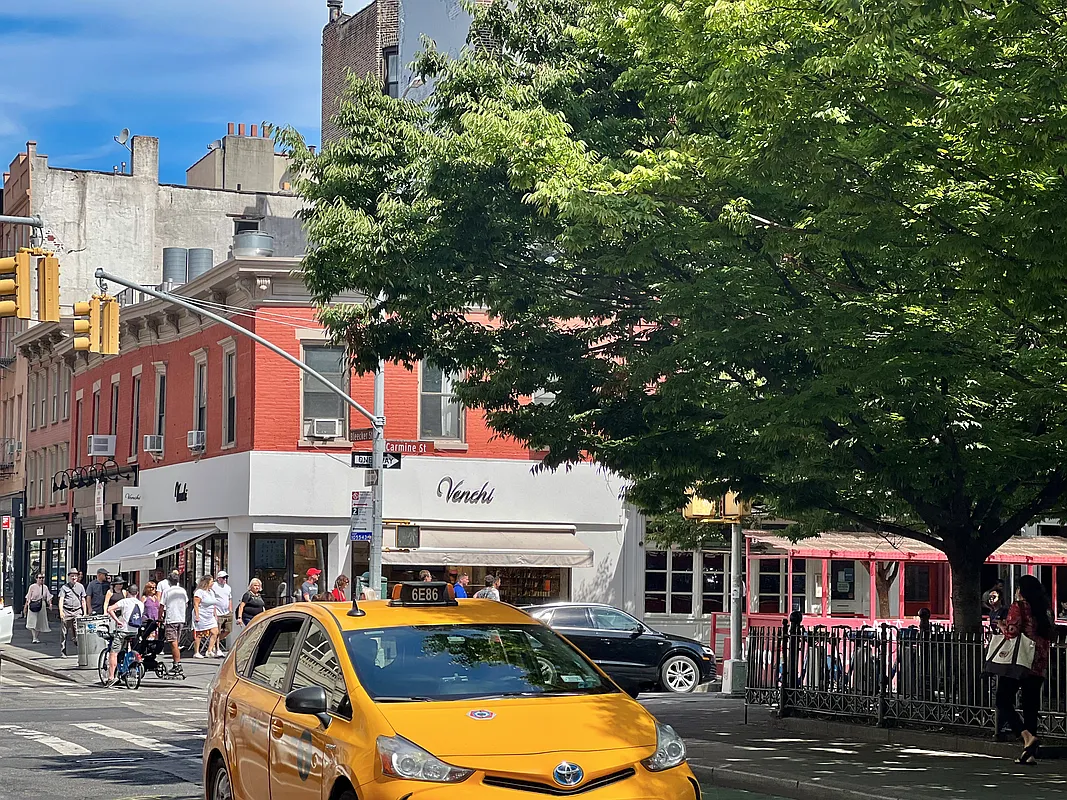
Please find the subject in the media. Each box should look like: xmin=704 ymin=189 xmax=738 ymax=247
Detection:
xmin=742 ymin=530 xmax=1067 ymax=740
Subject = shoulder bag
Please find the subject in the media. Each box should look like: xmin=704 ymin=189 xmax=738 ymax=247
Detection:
xmin=984 ymin=606 xmax=1037 ymax=680
xmin=28 ymin=585 xmax=43 ymax=613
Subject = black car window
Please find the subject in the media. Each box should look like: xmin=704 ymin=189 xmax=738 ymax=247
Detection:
xmin=232 ymin=618 xmax=267 ymax=677
xmin=590 ymin=608 xmax=641 ymax=632
xmin=549 ymin=607 xmax=592 ymax=628
xmin=247 ymin=616 xmax=305 ymax=692
xmin=290 ymin=620 xmax=352 ymax=719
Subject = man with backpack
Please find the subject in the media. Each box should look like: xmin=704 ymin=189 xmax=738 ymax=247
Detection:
xmin=104 ymin=583 xmax=144 ymax=687
xmin=58 ymin=569 xmax=87 ymax=657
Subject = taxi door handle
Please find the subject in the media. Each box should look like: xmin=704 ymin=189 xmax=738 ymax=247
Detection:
xmin=325 ymin=744 xmax=337 ymax=752
xmin=227 ymin=703 xmax=238 ymax=719
xmin=270 ymin=720 xmax=285 ymax=739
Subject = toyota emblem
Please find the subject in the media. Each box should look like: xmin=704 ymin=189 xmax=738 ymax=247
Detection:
xmin=552 ymin=761 xmax=584 ymax=787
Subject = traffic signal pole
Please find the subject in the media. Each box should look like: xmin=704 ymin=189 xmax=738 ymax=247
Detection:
xmin=94 ymin=268 xmax=386 ymax=614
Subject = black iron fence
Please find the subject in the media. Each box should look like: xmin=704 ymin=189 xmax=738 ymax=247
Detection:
xmin=746 ymin=618 xmax=1067 ymax=740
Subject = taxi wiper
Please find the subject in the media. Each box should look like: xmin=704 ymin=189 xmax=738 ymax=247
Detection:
xmin=374 ymin=696 xmax=434 ymax=703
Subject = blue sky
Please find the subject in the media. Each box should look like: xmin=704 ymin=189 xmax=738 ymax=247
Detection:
xmin=0 ymin=0 xmax=333 ymax=185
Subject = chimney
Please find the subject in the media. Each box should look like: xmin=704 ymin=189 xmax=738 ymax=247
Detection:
xmin=250 ymin=124 xmax=258 ymax=138
xmin=227 ymin=122 xmax=235 ymax=135
xmin=130 ymin=136 xmax=159 ymax=181
xmin=262 ymin=123 xmax=271 ymax=138
xmin=328 ymin=0 xmax=343 ymax=22
xmin=238 ymin=123 xmax=246 ymax=137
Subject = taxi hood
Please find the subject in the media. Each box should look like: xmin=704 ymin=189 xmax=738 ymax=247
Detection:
xmin=374 ymin=692 xmax=658 ymax=758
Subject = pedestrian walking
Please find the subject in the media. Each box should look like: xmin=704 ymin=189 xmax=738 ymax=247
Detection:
xmin=452 ymin=572 xmax=470 ymax=598
xmin=300 ymin=568 xmax=322 ymax=602
xmin=192 ymin=574 xmax=220 ymax=658
xmin=103 ymin=576 xmax=128 ymax=614
xmin=160 ymin=575 xmax=188 ymax=673
xmin=24 ymin=573 xmax=53 ymax=643
xmin=211 ymin=571 xmax=233 ymax=653
xmin=237 ymin=578 xmax=266 ymax=626
xmin=419 ymin=569 xmax=433 ymax=582
xmin=331 ymin=574 xmax=349 ymax=601
xmin=86 ymin=568 xmax=110 ymax=615
xmin=474 ymin=574 xmax=501 ymax=601
xmin=142 ymin=581 xmax=161 ymax=623
xmin=104 ymin=584 xmax=144 ymax=687
xmin=58 ymin=569 xmax=86 ymax=656
xmin=995 ymin=574 xmax=1053 ymax=764
xmin=987 ymin=587 xmax=1009 ymax=623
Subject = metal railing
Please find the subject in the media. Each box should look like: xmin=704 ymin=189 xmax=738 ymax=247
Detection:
xmin=746 ymin=618 xmax=1067 ymax=740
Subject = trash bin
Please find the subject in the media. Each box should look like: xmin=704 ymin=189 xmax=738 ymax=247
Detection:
xmin=77 ymin=614 xmax=111 ymax=669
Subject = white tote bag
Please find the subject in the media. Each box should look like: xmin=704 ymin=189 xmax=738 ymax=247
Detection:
xmin=984 ymin=632 xmax=1037 ymax=680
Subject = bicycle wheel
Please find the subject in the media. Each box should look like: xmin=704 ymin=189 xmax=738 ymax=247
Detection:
xmin=98 ymin=648 xmax=110 ymax=686
xmin=124 ymin=661 xmax=145 ymax=690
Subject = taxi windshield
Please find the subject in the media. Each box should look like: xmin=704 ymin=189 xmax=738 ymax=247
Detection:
xmin=343 ymin=624 xmax=614 ymax=702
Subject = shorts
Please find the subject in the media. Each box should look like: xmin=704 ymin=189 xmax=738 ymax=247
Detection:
xmin=110 ymin=630 xmax=135 ymax=653
xmin=165 ymin=623 xmax=184 ymax=643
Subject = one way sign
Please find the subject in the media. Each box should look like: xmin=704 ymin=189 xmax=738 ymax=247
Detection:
xmin=383 ymin=452 xmax=402 ymax=470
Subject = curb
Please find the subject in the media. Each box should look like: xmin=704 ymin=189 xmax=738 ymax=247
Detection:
xmin=692 ymin=764 xmax=915 ymax=800
xmin=0 ymin=646 xmax=79 ymax=683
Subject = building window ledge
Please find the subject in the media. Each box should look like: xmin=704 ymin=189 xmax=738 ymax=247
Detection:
xmin=432 ymin=441 xmax=468 ymax=452
xmin=297 ymin=439 xmax=352 ymax=450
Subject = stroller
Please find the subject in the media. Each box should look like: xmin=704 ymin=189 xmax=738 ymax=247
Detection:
xmin=132 ymin=619 xmax=183 ymax=680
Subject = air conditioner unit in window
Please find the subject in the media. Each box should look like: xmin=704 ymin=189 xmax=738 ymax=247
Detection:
xmin=86 ymin=435 xmax=116 ymax=458
xmin=5 ymin=440 xmax=19 ymax=458
xmin=308 ymin=418 xmax=343 ymax=440
xmin=187 ymin=430 xmax=207 ymax=453
xmin=143 ymin=435 xmax=164 ymax=455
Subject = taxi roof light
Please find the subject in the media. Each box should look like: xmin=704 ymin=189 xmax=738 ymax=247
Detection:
xmin=390 ymin=581 xmax=457 ymax=608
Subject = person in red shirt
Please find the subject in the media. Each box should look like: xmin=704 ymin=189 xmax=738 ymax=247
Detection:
xmin=331 ymin=574 xmax=349 ymax=602
xmin=996 ymin=575 xmax=1053 ymax=764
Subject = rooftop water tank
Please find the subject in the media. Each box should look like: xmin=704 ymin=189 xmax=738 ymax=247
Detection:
xmin=233 ymin=231 xmax=274 ymax=258
xmin=187 ymin=248 xmax=214 ymax=280
xmin=162 ymin=248 xmax=188 ymax=286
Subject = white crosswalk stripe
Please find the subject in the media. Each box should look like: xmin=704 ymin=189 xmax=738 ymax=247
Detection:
xmin=0 ymin=723 xmax=91 ymax=756
xmin=80 ymin=722 xmax=191 ymax=755
xmin=141 ymin=719 xmax=198 ymax=733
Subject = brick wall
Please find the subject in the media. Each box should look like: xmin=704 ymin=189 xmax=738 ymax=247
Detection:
xmin=322 ymin=2 xmax=384 ymax=144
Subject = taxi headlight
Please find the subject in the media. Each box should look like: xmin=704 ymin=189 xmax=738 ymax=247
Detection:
xmin=377 ymin=735 xmax=474 ymax=783
xmin=641 ymin=722 xmax=687 ymax=772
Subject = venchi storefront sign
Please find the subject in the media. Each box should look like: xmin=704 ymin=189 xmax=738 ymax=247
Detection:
xmin=437 ymin=476 xmax=495 ymax=505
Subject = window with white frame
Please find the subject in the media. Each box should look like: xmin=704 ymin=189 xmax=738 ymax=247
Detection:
xmin=61 ymin=366 xmax=71 ymax=421
xmin=130 ymin=376 xmax=141 ymax=457
xmin=58 ymin=444 xmax=68 ymax=503
xmin=50 ymin=365 xmax=59 ymax=424
xmin=38 ymin=451 xmax=45 ymax=506
xmin=644 ymin=550 xmax=695 ymax=615
xmin=222 ymin=345 xmax=236 ymax=446
xmin=110 ymin=380 xmax=120 ymax=435
xmin=28 ymin=374 xmax=36 ymax=431
xmin=47 ymin=448 xmax=54 ymax=504
xmin=419 ymin=363 xmax=463 ymax=440
xmin=38 ymin=371 xmax=46 ymax=429
xmin=193 ymin=352 xmax=208 ymax=433
xmin=301 ymin=346 xmax=347 ymax=435
xmin=74 ymin=399 xmax=82 ymax=467
xmin=91 ymin=389 xmax=100 ymax=436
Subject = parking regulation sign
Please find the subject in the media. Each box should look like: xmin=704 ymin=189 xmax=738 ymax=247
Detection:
xmin=349 ymin=491 xmax=373 ymax=541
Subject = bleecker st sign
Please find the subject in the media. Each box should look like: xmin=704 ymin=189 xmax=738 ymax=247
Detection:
xmin=437 ymin=476 xmax=495 ymax=505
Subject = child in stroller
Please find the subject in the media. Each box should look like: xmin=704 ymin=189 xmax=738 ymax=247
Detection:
xmin=133 ymin=619 xmax=184 ymax=679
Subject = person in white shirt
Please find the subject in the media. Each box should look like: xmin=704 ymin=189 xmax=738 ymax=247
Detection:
xmin=211 ymin=571 xmax=233 ymax=653
xmin=161 ymin=578 xmax=189 ymax=673
xmin=192 ymin=574 xmax=220 ymax=658
xmin=474 ymin=574 xmax=502 ymax=601
xmin=156 ymin=569 xmax=177 ymax=598
xmin=105 ymin=585 xmax=145 ymax=687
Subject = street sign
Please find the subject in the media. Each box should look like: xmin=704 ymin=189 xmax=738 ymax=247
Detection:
xmin=350 ymin=491 xmax=372 ymax=541
xmin=349 ymin=428 xmax=375 ymax=442
xmin=351 ymin=531 xmax=372 ymax=542
xmin=351 ymin=452 xmax=373 ymax=468
xmin=386 ymin=439 xmax=435 ymax=456
xmin=383 ymin=452 xmax=402 ymax=470
xmin=365 ymin=470 xmax=379 ymax=487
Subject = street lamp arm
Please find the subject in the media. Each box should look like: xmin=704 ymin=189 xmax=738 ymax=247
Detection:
xmin=94 ymin=269 xmax=379 ymax=427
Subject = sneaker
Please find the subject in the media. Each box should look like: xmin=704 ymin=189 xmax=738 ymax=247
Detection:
xmin=214 ymin=650 xmax=225 ymax=658
xmin=193 ymin=652 xmax=205 ymax=659
xmin=103 ymin=677 xmax=118 ymax=688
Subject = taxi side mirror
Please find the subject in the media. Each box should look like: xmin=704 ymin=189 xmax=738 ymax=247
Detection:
xmin=286 ymin=685 xmax=332 ymax=729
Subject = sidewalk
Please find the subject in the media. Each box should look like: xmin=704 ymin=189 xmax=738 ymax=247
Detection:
xmin=0 ymin=613 xmax=221 ymax=689
xmin=646 ymin=695 xmax=1067 ymax=800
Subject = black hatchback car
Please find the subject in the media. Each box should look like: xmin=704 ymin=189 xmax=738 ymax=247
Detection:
xmin=523 ymin=602 xmax=716 ymax=695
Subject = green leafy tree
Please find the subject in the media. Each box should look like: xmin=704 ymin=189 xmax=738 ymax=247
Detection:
xmin=282 ymin=0 xmax=1067 ymax=631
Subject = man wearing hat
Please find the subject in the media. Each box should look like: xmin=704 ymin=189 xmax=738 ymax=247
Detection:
xmin=58 ymin=569 xmax=86 ymax=657
xmin=212 ymin=571 xmax=233 ymax=652
xmin=300 ymin=568 xmax=322 ymax=603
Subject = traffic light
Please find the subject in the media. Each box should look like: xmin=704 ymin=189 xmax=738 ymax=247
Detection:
xmin=100 ymin=296 xmax=120 ymax=355
xmin=73 ymin=297 xmax=101 ymax=353
xmin=0 ymin=251 xmax=32 ymax=319
xmin=37 ymin=254 xmax=60 ymax=322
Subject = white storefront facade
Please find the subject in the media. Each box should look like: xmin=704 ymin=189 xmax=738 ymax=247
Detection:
xmin=113 ymin=451 xmax=642 ymax=611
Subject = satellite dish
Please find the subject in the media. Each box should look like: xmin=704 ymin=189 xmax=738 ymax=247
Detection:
xmin=115 ymin=128 xmax=130 ymax=146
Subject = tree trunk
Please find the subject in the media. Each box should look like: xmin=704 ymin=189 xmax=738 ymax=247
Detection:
xmin=946 ymin=549 xmax=985 ymax=633
xmin=875 ymin=562 xmax=897 ymax=619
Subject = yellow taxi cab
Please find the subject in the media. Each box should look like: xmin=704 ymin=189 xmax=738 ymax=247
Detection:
xmin=203 ymin=582 xmax=700 ymax=800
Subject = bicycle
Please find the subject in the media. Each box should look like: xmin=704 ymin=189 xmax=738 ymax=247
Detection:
xmin=97 ymin=630 xmax=145 ymax=689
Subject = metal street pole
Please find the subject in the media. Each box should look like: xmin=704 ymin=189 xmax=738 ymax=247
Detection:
xmin=722 ymin=521 xmax=748 ymax=696
xmin=0 ymin=215 xmax=44 ymax=247
xmin=94 ymin=269 xmax=384 ymax=613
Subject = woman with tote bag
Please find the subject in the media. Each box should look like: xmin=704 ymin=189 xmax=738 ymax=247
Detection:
xmin=24 ymin=574 xmax=53 ymax=644
xmin=991 ymin=575 xmax=1052 ymax=764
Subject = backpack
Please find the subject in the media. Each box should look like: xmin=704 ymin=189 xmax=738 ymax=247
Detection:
xmin=127 ymin=603 xmax=144 ymax=629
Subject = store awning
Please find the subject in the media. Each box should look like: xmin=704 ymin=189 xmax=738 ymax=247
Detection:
xmin=383 ymin=530 xmax=594 ymax=568
xmin=87 ymin=524 xmax=220 ymax=574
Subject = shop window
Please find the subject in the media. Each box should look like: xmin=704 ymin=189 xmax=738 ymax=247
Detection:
xmin=758 ymin=559 xmax=783 ymax=613
xmin=419 ymin=363 xmax=463 ymax=441
xmin=831 ymin=559 xmax=856 ymax=601
xmin=223 ymin=346 xmax=236 ymax=446
xmin=249 ymin=617 xmax=305 ymax=692
xmin=644 ymin=550 xmax=694 ymax=615
xmin=702 ymin=553 xmax=725 ymax=613
xmin=130 ymin=376 xmax=141 ymax=457
xmin=290 ymin=621 xmax=351 ymax=718
xmin=302 ymin=345 xmax=348 ymax=435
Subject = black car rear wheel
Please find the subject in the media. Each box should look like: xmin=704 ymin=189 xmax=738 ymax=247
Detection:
xmin=660 ymin=654 xmax=700 ymax=693
xmin=211 ymin=760 xmax=233 ymax=800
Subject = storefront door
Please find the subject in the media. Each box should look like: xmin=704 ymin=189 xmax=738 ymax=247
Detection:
xmin=25 ymin=537 xmax=66 ymax=594
xmin=250 ymin=535 xmax=328 ymax=608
